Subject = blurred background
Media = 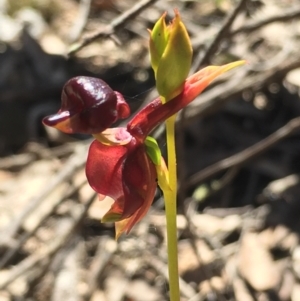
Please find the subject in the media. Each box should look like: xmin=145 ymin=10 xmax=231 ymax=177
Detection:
xmin=1 ymin=0 xmax=300 ymax=300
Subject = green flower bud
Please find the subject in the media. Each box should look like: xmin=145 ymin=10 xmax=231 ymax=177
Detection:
xmin=149 ymin=9 xmax=192 ymax=102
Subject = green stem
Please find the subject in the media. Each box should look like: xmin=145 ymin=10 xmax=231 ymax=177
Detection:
xmin=164 ymin=114 xmax=180 ymax=301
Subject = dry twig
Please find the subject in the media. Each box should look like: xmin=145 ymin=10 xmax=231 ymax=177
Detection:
xmin=193 ymin=0 xmax=248 ymax=70
xmin=0 ymin=192 xmax=96 ymax=290
xmin=68 ymin=0 xmax=158 ymax=55
xmin=0 ymin=179 xmax=87 ymax=269
xmin=69 ymin=0 xmax=92 ymax=42
xmin=186 ymin=117 xmax=300 ymax=188
xmin=179 ymin=0 xmax=248 ymax=201
xmin=231 ymin=5 xmax=300 ymax=36
xmin=0 ymin=144 xmax=88 ymax=243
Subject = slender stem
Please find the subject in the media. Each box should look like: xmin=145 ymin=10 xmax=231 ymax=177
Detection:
xmin=164 ymin=114 xmax=180 ymax=301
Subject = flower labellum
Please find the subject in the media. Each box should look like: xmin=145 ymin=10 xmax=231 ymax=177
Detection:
xmin=43 ymin=76 xmax=130 ymax=134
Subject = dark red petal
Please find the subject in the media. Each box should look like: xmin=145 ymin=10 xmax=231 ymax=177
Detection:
xmin=86 ymin=138 xmax=156 ymax=221
xmin=43 ymin=77 xmax=130 ymax=134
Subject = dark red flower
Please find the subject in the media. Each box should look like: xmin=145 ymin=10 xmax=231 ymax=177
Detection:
xmin=43 ymin=62 xmax=244 ymax=237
